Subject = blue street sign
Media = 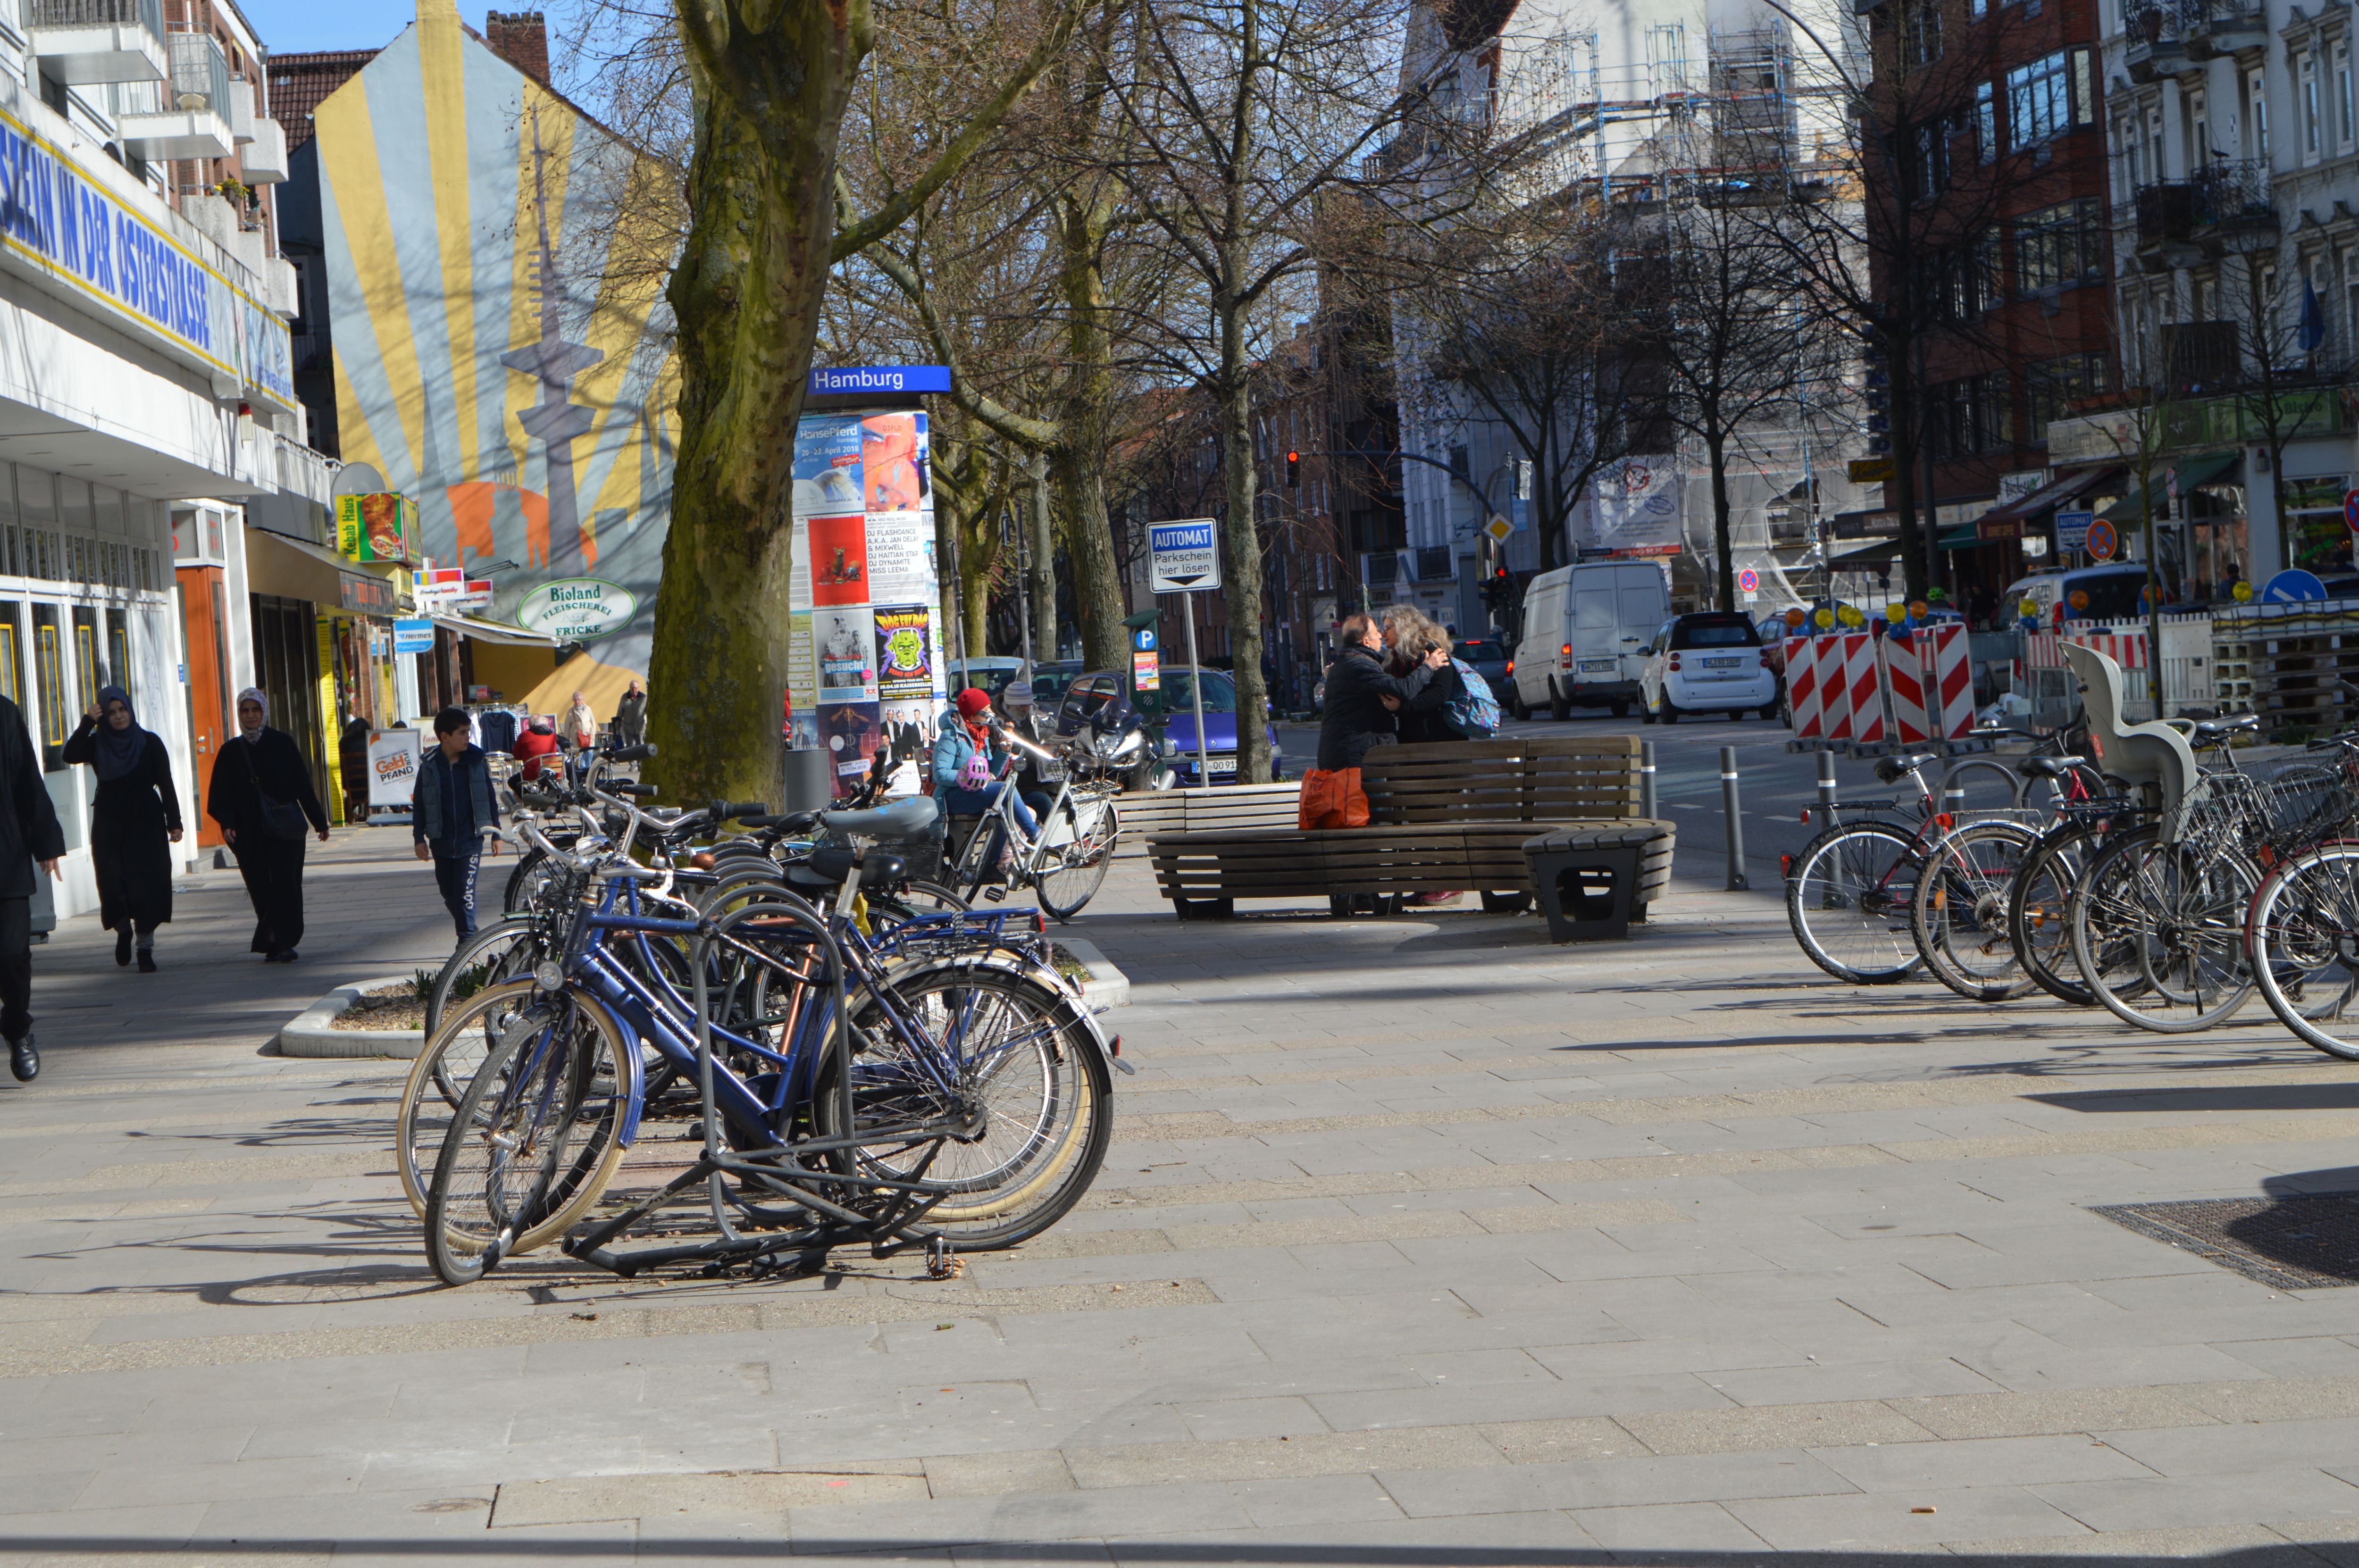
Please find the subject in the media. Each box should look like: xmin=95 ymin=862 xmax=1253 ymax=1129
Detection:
xmin=2263 ymin=569 xmax=2329 ymax=603
xmin=393 ymin=617 xmax=435 ymax=654
xmin=2054 ymin=510 xmax=2093 ymax=554
xmin=806 ymin=365 xmax=952 ymax=396
xmin=1134 ymin=628 xmax=1156 ymax=651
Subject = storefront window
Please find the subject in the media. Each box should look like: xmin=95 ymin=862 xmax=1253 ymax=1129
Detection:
xmin=71 ymin=605 xmax=98 ymax=716
xmin=31 ymin=603 xmax=65 ymax=770
xmin=0 ymin=604 xmax=25 ymax=709
xmin=106 ymin=608 xmax=129 ymax=700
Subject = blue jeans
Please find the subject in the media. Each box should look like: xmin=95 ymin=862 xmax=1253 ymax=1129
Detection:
xmin=943 ymin=782 xmax=1039 ymax=839
xmin=433 ymin=849 xmax=480 ymax=940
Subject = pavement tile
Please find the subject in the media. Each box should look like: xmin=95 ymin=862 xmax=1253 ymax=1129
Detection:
xmin=2033 ymin=1469 xmax=2359 ymax=1531
xmin=1618 ymin=1399 xmax=1939 ymax=1456
xmin=1805 ymin=1433 xmax=2159 ymax=1490
xmin=1725 ymin=1483 xmax=2094 ymax=1550
xmin=1374 ymin=1449 xmax=1859 ymax=1518
xmin=1887 ymin=1385 xmax=2217 ymax=1440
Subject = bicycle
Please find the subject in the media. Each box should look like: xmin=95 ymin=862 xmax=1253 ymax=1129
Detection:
xmin=945 ymin=725 xmax=1121 ymax=920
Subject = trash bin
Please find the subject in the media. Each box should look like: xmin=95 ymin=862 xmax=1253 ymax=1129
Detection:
xmin=1522 ymin=827 xmax=1654 ymax=942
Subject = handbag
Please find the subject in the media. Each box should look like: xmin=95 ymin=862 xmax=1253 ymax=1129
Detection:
xmin=241 ymin=741 xmax=309 ymax=842
xmin=1297 ymin=767 xmax=1369 ymax=831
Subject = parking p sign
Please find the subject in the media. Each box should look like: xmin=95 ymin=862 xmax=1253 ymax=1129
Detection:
xmin=1148 ymin=519 xmax=1221 ymax=592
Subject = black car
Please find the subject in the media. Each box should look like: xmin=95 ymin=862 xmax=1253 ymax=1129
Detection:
xmin=1454 ymin=635 xmax=1512 ymax=708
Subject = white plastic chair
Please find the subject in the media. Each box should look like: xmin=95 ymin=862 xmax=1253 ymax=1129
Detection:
xmin=2061 ymin=642 xmax=2196 ymax=826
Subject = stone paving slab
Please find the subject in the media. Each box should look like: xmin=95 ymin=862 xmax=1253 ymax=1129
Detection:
xmin=15 ymin=846 xmax=2359 ymax=1560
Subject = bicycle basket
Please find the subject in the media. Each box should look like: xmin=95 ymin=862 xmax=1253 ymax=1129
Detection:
xmin=2254 ymin=763 xmax=2359 ymax=857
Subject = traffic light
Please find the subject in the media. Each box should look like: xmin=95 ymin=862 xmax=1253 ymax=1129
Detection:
xmin=1285 ymin=450 xmax=1299 ymax=487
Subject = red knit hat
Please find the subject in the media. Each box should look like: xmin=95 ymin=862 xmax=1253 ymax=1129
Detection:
xmin=954 ymin=688 xmax=992 ymax=717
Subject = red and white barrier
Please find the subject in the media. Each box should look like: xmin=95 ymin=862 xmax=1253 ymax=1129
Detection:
xmin=1841 ymin=632 xmax=1884 ymax=744
xmin=1882 ymin=632 xmax=1932 ymax=743
xmin=1786 ymin=635 xmax=1829 ymax=738
xmin=1921 ymin=623 xmax=1974 ymax=739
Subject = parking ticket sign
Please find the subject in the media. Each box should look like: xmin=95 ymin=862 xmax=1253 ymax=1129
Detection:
xmin=1148 ymin=519 xmax=1221 ymax=592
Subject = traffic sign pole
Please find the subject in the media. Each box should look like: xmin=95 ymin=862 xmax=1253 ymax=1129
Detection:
xmin=1148 ymin=519 xmax=1221 ymax=788
xmin=1181 ymin=593 xmax=1211 ymax=789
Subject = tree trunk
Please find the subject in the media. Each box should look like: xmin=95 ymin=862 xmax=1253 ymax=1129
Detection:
xmin=1707 ymin=428 xmax=1735 ymax=612
xmin=1216 ymin=290 xmax=1273 ymax=783
xmin=646 ymin=0 xmax=863 ymax=805
xmin=1053 ymin=192 xmax=1129 ymax=671
xmin=1051 ymin=446 xmax=1129 ymax=670
xmin=1028 ymin=453 xmax=1057 ymax=658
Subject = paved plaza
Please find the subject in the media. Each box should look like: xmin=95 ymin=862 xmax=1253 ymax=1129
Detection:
xmin=9 ymin=823 xmax=2359 ymax=1562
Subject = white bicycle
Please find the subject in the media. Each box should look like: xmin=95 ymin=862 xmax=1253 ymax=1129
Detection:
xmin=947 ymin=729 xmax=1121 ymax=921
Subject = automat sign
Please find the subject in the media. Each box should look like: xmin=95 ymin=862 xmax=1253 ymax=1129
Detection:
xmin=1148 ymin=519 xmax=1221 ymax=592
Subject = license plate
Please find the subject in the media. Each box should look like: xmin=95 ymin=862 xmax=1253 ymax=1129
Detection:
xmin=1703 ymin=657 xmax=1741 ymax=667
xmin=1204 ymin=755 xmax=1236 ymax=773
xmin=1578 ymin=659 xmax=1616 ymax=673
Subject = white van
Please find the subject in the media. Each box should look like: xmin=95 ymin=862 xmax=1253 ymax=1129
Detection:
xmin=1510 ymin=561 xmax=1673 ymax=719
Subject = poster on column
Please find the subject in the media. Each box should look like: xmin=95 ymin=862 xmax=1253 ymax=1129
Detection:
xmin=861 ymin=413 xmax=936 ymax=604
xmin=814 ymin=606 xmax=879 ymax=701
xmin=874 ymin=606 xmax=935 ymax=701
xmin=820 ymin=701 xmax=884 ymax=785
xmin=785 ymin=611 xmax=818 ymax=751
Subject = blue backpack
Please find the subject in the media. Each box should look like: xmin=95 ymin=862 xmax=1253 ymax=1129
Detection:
xmin=1443 ymin=658 xmax=1501 ymax=736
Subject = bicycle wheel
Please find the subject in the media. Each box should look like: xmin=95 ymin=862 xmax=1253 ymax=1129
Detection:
xmin=868 ymin=880 xmax=971 ymax=926
xmin=2008 ymin=818 xmax=2110 ymax=1006
xmin=2250 ymin=844 xmax=2359 ymax=1059
xmin=1785 ymin=820 xmax=1924 ymax=984
xmin=503 ymin=849 xmax=564 ymax=916
xmin=421 ymin=988 xmax=632 ymax=1282
xmin=2070 ymin=825 xmax=2258 ymax=1033
xmin=825 ymin=964 xmax=1110 ymax=1250
xmin=399 ymin=976 xmax=538 ymax=1217
xmin=1036 ymin=795 xmax=1117 ymax=922
xmin=1939 ymin=759 xmax=2023 ymax=818
xmin=1911 ymin=819 xmax=2038 ymax=1003
xmin=425 ymin=918 xmax=541 ymax=1049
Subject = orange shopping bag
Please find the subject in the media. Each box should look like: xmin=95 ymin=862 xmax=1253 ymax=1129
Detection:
xmin=1297 ymin=767 xmax=1370 ymax=830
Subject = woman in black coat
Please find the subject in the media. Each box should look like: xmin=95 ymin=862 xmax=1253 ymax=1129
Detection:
xmin=63 ymin=685 xmax=181 ymax=971
xmin=206 ymin=687 xmax=330 ymax=963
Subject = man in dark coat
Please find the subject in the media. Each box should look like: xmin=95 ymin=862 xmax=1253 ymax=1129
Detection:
xmin=64 ymin=685 xmax=181 ymax=972
xmin=1316 ymin=612 xmax=1448 ymax=772
xmin=611 ymin=680 xmax=647 ymax=748
xmin=413 ymin=706 xmax=502 ymax=941
xmin=0 ymin=693 xmax=64 ymax=1080
xmin=207 ymin=688 xmax=331 ymax=963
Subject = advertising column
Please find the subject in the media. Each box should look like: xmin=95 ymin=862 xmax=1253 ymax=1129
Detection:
xmin=788 ymin=409 xmax=945 ymax=796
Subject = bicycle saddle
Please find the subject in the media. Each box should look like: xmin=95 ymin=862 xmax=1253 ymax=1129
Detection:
xmin=779 ymin=845 xmax=909 ymax=892
xmin=2192 ymin=714 xmax=2260 ymax=742
xmin=1873 ymin=754 xmax=1936 ymax=783
xmin=2023 ymin=755 xmax=2088 ymax=778
xmin=815 ymin=796 xmax=938 ymax=839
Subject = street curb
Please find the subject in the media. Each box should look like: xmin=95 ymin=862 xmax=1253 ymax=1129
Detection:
xmin=276 ymin=975 xmax=426 ymax=1059
xmin=1051 ymin=937 xmax=1130 ymax=1010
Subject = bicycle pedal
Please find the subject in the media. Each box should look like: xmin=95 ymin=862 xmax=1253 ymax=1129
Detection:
xmin=982 ymin=885 xmax=1007 ymax=903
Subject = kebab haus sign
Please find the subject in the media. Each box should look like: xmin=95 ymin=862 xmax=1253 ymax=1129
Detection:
xmin=336 ymin=494 xmax=418 ymax=565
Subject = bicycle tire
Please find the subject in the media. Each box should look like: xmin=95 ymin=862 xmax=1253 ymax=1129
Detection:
xmin=1910 ymin=819 xmax=2039 ymax=1003
xmin=399 ymin=976 xmax=536 ymax=1214
xmin=424 ymin=918 xmax=540 ymax=1051
xmin=2008 ymin=817 xmax=2109 ymax=1006
xmin=1037 ymin=795 xmax=1118 ymax=922
xmin=1785 ymin=819 xmax=1924 ymax=984
xmin=502 ymin=848 xmax=563 ymax=916
xmin=421 ymin=988 xmax=632 ymax=1281
xmin=1939 ymin=759 xmax=2024 ymax=817
xmin=2249 ymin=843 xmax=2359 ymax=1059
xmin=825 ymin=963 xmax=1110 ymax=1250
xmin=2069 ymin=825 xmax=2257 ymax=1033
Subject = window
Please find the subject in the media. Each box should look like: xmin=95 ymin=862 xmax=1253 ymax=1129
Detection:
xmin=2010 ymin=51 xmax=2080 ymax=150
xmin=2249 ymin=67 xmax=2270 ymax=158
xmin=2339 ymin=41 xmax=2354 ymax=147
xmin=106 ymin=608 xmax=127 ymax=701
xmin=2188 ymin=88 xmax=2209 ymax=170
xmin=1913 ymin=118 xmax=1950 ymax=197
xmin=2147 ymin=102 xmax=2167 ymax=175
xmin=2119 ymin=116 xmax=2142 ymax=189
xmin=2303 ymin=53 xmax=2321 ymax=158
xmin=2016 ymin=199 xmax=2106 ymax=291
xmin=1976 ymin=81 xmax=1997 ymax=163
xmin=1929 ymin=373 xmax=2014 ymax=459
xmin=2026 ymin=353 xmax=2110 ymax=439
xmin=70 ymin=606 xmax=96 ymax=718
xmin=30 ymin=602 xmax=61 ymax=770
xmin=1909 ymin=0 xmax=1941 ymax=64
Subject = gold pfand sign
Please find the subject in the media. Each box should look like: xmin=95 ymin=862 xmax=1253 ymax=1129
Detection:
xmin=335 ymin=494 xmax=414 ymax=565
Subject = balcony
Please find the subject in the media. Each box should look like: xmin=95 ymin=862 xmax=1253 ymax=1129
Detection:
xmin=2133 ymin=181 xmax=2201 ymax=271
xmin=2185 ymin=0 xmax=2267 ymax=58
xmin=2123 ymin=0 xmax=2190 ymax=83
xmin=226 ymin=71 xmax=255 ymax=142
xmin=2193 ymin=159 xmax=2278 ymax=251
xmin=114 ymin=31 xmax=233 ymax=160
xmin=240 ymin=117 xmax=287 ymax=183
xmin=25 ymin=0 xmax=164 ymax=86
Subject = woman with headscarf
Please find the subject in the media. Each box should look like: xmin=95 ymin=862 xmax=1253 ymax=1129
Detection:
xmin=63 ymin=685 xmax=182 ymax=971
xmin=206 ymin=688 xmax=330 ymax=963
xmin=564 ymin=690 xmax=598 ymax=752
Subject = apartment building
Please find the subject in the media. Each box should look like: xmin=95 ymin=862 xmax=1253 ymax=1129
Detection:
xmin=2045 ymin=0 xmax=2359 ymax=589
xmin=0 ymin=0 xmax=315 ymax=912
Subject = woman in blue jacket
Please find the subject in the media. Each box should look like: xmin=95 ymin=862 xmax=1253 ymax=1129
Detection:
xmin=933 ymin=688 xmax=1041 ymax=840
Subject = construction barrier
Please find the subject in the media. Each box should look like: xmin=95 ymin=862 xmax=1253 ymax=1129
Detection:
xmin=1785 ymin=635 xmax=1830 ymax=739
xmin=2023 ymin=616 xmax=2212 ymax=726
xmin=1786 ymin=626 xmax=1974 ymax=747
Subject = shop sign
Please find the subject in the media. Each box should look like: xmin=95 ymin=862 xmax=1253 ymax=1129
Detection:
xmin=1977 ymin=517 xmax=2023 ymax=542
xmin=516 ymin=577 xmax=639 ymax=642
xmin=338 ymin=570 xmax=394 ymax=615
xmin=367 ymin=728 xmax=421 ymax=809
xmin=336 ymin=494 xmax=414 ymax=564
xmin=392 ymin=617 xmax=434 ymax=654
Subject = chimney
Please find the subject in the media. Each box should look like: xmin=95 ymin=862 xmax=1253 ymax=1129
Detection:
xmin=485 ymin=10 xmax=550 ymax=86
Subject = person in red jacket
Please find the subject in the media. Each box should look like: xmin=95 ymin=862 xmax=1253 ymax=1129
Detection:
xmin=514 ymin=716 xmax=562 ymax=782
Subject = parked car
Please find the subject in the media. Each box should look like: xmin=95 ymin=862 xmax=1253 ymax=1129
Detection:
xmin=1057 ymin=665 xmax=1282 ymax=785
xmin=1028 ymin=660 xmax=1086 ymax=706
xmin=1999 ymin=564 xmax=2151 ymax=625
xmin=1510 ymin=560 xmax=1673 ymax=720
xmin=1640 ymin=611 xmax=1781 ymax=724
xmin=1453 ymin=634 xmax=1512 ymax=709
xmin=946 ymin=656 xmax=1029 ymax=701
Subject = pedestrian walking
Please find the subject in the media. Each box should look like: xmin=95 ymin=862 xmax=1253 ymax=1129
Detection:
xmin=412 ymin=706 xmax=501 ymax=942
xmin=338 ymin=713 xmax=369 ymax=823
xmin=207 ymin=688 xmax=330 ymax=964
xmin=564 ymin=690 xmax=598 ymax=752
xmin=611 ymin=679 xmax=646 ymax=748
xmin=63 ymin=685 xmax=182 ymax=973
xmin=0 ymin=692 xmax=62 ymax=1081
xmin=514 ymin=716 xmax=562 ymax=782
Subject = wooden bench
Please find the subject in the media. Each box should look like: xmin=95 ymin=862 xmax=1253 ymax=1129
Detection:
xmin=1147 ymin=738 xmax=1675 ymax=919
xmin=1112 ymin=783 xmax=1298 ymax=858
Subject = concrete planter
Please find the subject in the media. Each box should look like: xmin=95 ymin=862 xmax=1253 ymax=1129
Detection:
xmin=1052 ymin=938 xmax=1129 ymax=1011
xmin=276 ymin=975 xmax=425 ymax=1059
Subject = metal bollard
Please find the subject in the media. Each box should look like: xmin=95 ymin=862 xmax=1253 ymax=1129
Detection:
xmin=1640 ymin=742 xmax=1658 ymax=819
xmin=1815 ymin=748 xmax=1837 ymax=826
xmin=1721 ymin=745 xmax=1748 ymax=891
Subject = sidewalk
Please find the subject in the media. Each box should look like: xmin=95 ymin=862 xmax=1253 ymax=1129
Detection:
xmin=7 ymin=849 xmax=2359 ymax=1563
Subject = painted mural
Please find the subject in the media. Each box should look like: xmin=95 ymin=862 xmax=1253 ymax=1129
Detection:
xmin=314 ymin=0 xmax=677 ymax=672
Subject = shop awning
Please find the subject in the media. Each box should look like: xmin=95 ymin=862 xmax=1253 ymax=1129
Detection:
xmin=1976 ymin=467 xmax=2122 ymax=529
xmin=432 ymin=610 xmax=560 ymax=648
xmin=251 ymin=528 xmax=352 ymax=572
xmin=2095 ymin=453 xmax=2242 ymax=523
xmin=1826 ymin=539 xmax=1906 ymax=569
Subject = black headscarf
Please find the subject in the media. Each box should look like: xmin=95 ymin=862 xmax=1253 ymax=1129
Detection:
xmin=92 ymin=684 xmax=148 ymax=782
